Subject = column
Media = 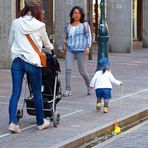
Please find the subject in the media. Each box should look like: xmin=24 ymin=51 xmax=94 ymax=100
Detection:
xmin=107 ymin=0 xmax=133 ymax=53
xmin=0 ymin=0 xmax=16 ymax=68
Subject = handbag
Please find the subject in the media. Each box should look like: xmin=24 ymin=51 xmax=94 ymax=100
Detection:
xmin=26 ymin=34 xmax=47 ymax=67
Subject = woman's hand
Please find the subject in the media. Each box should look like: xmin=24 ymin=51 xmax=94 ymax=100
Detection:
xmin=84 ymin=48 xmax=90 ymax=56
xmin=60 ymin=49 xmax=66 ymax=55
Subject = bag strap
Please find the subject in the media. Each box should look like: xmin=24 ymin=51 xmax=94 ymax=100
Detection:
xmin=26 ymin=34 xmax=41 ymax=56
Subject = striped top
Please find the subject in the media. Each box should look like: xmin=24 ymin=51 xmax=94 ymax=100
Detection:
xmin=64 ymin=22 xmax=92 ymax=52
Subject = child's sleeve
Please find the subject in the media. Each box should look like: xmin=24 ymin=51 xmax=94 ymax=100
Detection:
xmin=90 ymin=72 xmax=97 ymax=88
xmin=109 ymin=72 xmax=121 ymax=85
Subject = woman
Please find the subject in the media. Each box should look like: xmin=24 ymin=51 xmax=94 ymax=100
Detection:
xmin=8 ymin=0 xmax=54 ymax=133
xmin=61 ymin=6 xmax=92 ymax=97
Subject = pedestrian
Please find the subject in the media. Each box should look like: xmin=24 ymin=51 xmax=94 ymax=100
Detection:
xmin=90 ymin=58 xmax=123 ymax=113
xmin=60 ymin=6 xmax=92 ymax=97
xmin=8 ymin=0 xmax=54 ymax=133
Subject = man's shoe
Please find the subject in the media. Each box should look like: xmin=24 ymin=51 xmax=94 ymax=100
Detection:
xmin=103 ymin=107 xmax=109 ymax=113
xmin=37 ymin=119 xmax=50 ymax=130
xmin=63 ymin=90 xmax=72 ymax=97
xmin=8 ymin=123 xmax=21 ymax=133
xmin=96 ymin=103 xmax=101 ymax=111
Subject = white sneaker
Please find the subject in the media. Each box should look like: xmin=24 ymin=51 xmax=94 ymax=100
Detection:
xmin=37 ymin=119 xmax=50 ymax=130
xmin=8 ymin=123 xmax=21 ymax=133
xmin=63 ymin=90 xmax=72 ymax=97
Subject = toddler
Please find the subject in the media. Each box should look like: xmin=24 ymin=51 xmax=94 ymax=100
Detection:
xmin=90 ymin=58 xmax=123 ymax=113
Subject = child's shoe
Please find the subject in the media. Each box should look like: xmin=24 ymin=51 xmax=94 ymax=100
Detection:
xmin=103 ymin=107 xmax=109 ymax=113
xmin=96 ymin=103 xmax=101 ymax=111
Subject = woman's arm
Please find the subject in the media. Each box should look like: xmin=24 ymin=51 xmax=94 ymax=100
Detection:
xmin=9 ymin=21 xmax=15 ymax=48
xmin=40 ymin=25 xmax=54 ymax=50
xmin=61 ymin=33 xmax=67 ymax=54
xmin=84 ymin=22 xmax=92 ymax=48
xmin=84 ymin=22 xmax=92 ymax=55
xmin=60 ymin=23 xmax=69 ymax=54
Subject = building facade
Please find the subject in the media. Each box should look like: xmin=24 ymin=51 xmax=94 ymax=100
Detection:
xmin=0 ymin=0 xmax=88 ymax=68
xmin=0 ymin=0 xmax=147 ymax=68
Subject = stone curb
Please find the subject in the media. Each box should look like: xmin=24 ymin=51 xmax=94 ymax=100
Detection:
xmin=51 ymin=108 xmax=148 ymax=148
xmin=93 ymin=120 xmax=148 ymax=148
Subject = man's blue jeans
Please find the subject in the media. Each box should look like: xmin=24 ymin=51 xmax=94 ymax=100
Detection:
xmin=9 ymin=58 xmax=44 ymax=125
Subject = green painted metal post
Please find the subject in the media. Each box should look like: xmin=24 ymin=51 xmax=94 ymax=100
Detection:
xmin=97 ymin=0 xmax=109 ymax=69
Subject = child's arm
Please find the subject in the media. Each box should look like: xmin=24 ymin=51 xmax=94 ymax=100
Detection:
xmin=109 ymin=72 xmax=123 ymax=85
xmin=90 ymin=72 xmax=98 ymax=88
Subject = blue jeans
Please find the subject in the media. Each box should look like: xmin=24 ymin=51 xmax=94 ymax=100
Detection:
xmin=65 ymin=50 xmax=90 ymax=90
xmin=9 ymin=58 xmax=44 ymax=125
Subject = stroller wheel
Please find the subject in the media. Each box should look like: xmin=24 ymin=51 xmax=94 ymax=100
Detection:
xmin=53 ymin=113 xmax=60 ymax=127
xmin=17 ymin=109 xmax=23 ymax=122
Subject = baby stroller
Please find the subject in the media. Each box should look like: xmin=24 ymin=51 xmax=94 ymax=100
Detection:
xmin=17 ymin=52 xmax=62 ymax=127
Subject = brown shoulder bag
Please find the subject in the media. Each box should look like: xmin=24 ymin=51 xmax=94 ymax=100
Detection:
xmin=26 ymin=34 xmax=47 ymax=67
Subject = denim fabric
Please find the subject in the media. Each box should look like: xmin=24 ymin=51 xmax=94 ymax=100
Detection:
xmin=95 ymin=88 xmax=112 ymax=99
xmin=65 ymin=50 xmax=90 ymax=90
xmin=9 ymin=58 xmax=44 ymax=125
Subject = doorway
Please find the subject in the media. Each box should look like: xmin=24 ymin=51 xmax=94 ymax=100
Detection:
xmin=133 ymin=0 xmax=143 ymax=49
xmin=15 ymin=0 xmax=54 ymax=36
xmin=16 ymin=0 xmax=25 ymax=18
xmin=42 ymin=0 xmax=54 ymax=36
xmin=133 ymin=0 xmax=143 ymax=41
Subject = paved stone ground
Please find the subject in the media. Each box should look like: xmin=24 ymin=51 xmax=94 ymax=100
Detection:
xmin=95 ymin=121 xmax=148 ymax=148
xmin=0 ymin=48 xmax=148 ymax=148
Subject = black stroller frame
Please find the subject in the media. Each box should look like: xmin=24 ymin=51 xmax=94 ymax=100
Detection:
xmin=17 ymin=53 xmax=62 ymax=127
